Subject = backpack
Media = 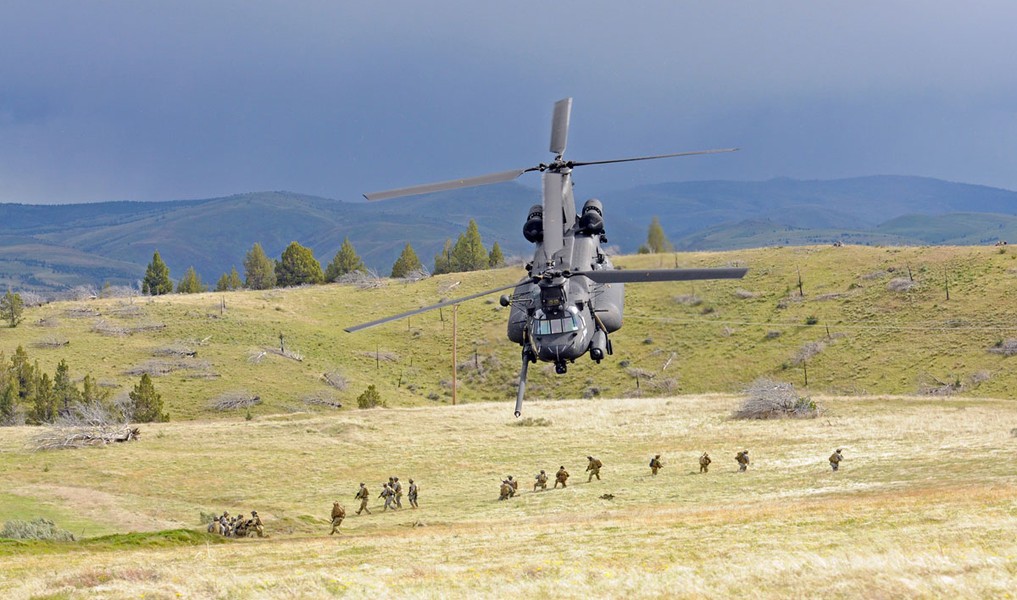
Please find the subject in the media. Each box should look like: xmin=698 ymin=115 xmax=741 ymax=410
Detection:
xmin=649 ymin=459 xmax=654 ymax=467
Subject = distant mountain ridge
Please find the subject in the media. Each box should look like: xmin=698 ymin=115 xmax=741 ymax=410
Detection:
xmin=2 ymin=175 xmax=1016 ymax=292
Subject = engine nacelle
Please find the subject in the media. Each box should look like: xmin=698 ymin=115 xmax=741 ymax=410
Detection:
xmin=523 ymin=204 xmax=543 ymax=243
xmin=578 ymin=198 xmax=604 ymax=236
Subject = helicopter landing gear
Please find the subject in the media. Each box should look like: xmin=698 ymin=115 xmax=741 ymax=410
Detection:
xmin=515 ymin=347 xmax=536 ymax=417
xmin=554 ymin=361 xmax=568 ymax=375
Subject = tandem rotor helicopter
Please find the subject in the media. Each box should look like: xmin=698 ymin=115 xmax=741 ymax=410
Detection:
xmin=347 ymin=98 xmax=747 ymax=416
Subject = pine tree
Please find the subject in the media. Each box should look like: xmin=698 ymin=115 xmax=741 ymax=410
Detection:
xmin=129 ymin=373 xmax=168 ymax=423
xmin=356 ymin=384 xmax=385 ymax=409
xmin=432 ymin=239 xmax=454 ymax=275
xmin=244 ymin=243 xmax=277 ymax=290
xmin=11 ymin=346 xmax=36 ymax=410
xmin=488 ymin=242 xmax=505 ymax=268
xmin=390 ymin=243 xmax=423 ymax=278
xmin=80 ymin=374 xmax=110 ymax=407
xmin=30 ymin=372 xmax=55 ymax=425
xmin=142 ymin=251 xmax=173 ymax=295
xmin=176 ymin=266 xmax=205 ymax=293
xmin=0 ymin=290 xmax=24 ymax=328
xmin=276 ymin=241 xmax=325 ymax=287
xmin=53 ymin=359 xmax=80 ymax=417
xmin=646 ymin=216 xmax=674 ymax=253
xmin=450 ymin=220 xmax=489 ymax=272
xmin=215 ymin=266 xmax=243 ymax=291
xmin=0 ymin=352 xmax=18 ymax=424
xmin=325 ymin=238 xmax=366 ymax=282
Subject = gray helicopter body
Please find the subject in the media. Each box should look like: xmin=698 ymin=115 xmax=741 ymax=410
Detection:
xmin=350 ymin=98 xmax=746 ymax=416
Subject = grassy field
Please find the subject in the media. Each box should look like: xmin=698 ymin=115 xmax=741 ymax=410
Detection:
xmin=1 ymin=393 xmax=1016 ymax=598
xmin=1 ymin=245 xmax=1017 ymax=422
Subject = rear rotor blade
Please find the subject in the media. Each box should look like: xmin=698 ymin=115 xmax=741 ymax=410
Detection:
xmin=344 ymin=281 xmax=525 ymax=333
xmin=364 ymin=168 xmax=535 ymax=201
xmin=569 ymin=147 xmax=738 ymax=168
xmin=549 ymin=97 xmax=573 ymax=156
xmin=573 ymin=267 xmax=748 ymax=284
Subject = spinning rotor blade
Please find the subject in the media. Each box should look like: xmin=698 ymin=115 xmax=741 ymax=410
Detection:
xmin=364 ymin=168 xmax=535 ymax=201
xmin=549 ymin=97 xmax=573 ymax=156
xmin=569 ymin=147 xmax=738 ymax=168
xmin=344 ymin=281 xmax=524 ymax=333
xmin=573 ymin=267 xmax=748 ymax=284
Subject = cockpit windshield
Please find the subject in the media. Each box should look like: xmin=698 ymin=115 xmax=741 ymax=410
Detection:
xmin=532 ymin=307 xmax=581 ymax=335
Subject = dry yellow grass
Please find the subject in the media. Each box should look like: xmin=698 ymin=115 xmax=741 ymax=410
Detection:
xmin=2 ymin=393 xmax=1016 ymax=598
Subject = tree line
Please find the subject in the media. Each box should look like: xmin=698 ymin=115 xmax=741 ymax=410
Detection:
xmin=0 ymin=346 xmax=167 ymax=426
xmin=141 ymin=219 xmax=507 ymax=294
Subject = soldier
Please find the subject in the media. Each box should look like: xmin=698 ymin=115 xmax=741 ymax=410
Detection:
xmin=499 ymin=479 xmax=512 ymax=501
xmin=699 ymin=452 xmax=712 ymax=473
xmin=736 ymin=450 xmax=750 ymax=472
xmin=251 ymin=510 xmax=264 ymax=538
xmin=408 ymin=479 xmax=419 ymax=508
xmin=330 ymin=501 xmax=346 ymax=535
xmin=554 ymin=466 xmax=569 ymax=488
xmin=534 ymin=470 xmax=549 ymax=491
xmin=506 ymin=475 xmax=518 ymax=497
xmin=355 ymin=482 xmax=371 ymax=515
xmin=393 ymin=477 xmax=404 ymax=509
xmin=649 ymin=454 xmax=664 ymax=476
xmin=379 ymin=483 xmax=396 ymax=511
xmin=586 ymin=456 xmax=603 ymax=482
xmin=829 ymin=448 xmax=843 ymax=471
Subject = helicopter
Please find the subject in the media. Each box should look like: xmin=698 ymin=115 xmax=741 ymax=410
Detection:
xmin=347 ymin=98 xmax=747 ymax=416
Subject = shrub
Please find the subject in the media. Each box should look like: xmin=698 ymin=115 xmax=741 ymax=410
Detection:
xmin=805 ymin=315 xmax=819 ymax=325
xmin=357 ymin=384 xmax=385 ymax=409
xmin=733 ymin=378 xmax=820 ymax=419
xmin=1 ymin=518 xmax=75 ymax=541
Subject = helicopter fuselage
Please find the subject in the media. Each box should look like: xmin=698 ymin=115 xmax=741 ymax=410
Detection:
xmin=506 ymin=193 xmax=624 ymax=372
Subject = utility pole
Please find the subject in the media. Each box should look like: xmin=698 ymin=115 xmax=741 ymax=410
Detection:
xmin=452 ymin=305 xmax=458 ymax=406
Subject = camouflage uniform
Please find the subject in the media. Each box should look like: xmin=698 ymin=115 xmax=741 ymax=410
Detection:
xmin=355 ymin=483 xmax=372 ymax=515
xmin=534 ymin=470 xmax=548 ymax=491
xmin=507 ymin=476 xmax=518 ymax=498
xmin=499 ymin=480 xmax=512 ymax=501
xmin=393 ymin=477 xmax=403 ymax=509
xmin=554 ymin=466 xmax=569 ymax=488
xmin=736 ymin=450 xmax=750 ymax=472
xmin=379 ymin=483 xmax=396 ymax=511
xmin=829 ymin=449 xmax=843 ymax=472
xmin=650 ymin=455 xmax=664 ymax=476
xmin=586 ymin=456 xmax=603 ymax=482
xmin=699 ymin=452 xmax=711 ymax=473
xmin=408 ymin=479 xmax=419 ymax=508
xmin=330 ymin=502 xmax=346 ymax=535
xmin=251 ymin=511 xmax=264 ymax=538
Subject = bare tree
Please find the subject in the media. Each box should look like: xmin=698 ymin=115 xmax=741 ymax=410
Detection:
xmin=32 ymin=401 xmax=139 ymax=451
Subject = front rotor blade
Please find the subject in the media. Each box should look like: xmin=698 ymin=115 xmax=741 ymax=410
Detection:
xmin=569 ymin=147 xmax=738 ymax=168
xmin=344 ymin=281 xmax=525 ymax=333
xmin=549 ymin=97 xmax=573 ymax=156
xmin=364 ymin=168 xmax=535 ymax=201
xmin=573 ymin=267 xmax=748 ymax=284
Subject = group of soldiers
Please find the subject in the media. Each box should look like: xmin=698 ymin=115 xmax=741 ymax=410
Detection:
xmin=499 ymin=456 xmax=602 ymax=499
xmin=505 ymin=449 xmax=846 ymax=499
xmin=330 ymin=477 xmax=420 ymax=534
xmin=206 ymin=510 xmax=264 ymax=538
xmin=330 ymin=448 xmax=845 ymax=535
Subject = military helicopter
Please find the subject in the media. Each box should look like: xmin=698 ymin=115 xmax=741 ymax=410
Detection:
xmin=347 ymin=98 xmax=747 ymax=416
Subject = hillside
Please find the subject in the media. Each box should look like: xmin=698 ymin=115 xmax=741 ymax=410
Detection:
xmin=3 ymin=176 xmax=1017 ymax=293
xmin=2 ymin=245 xmax=1017 ymax=422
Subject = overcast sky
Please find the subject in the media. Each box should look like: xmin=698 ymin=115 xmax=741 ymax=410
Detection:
xmin=2 ymin=1 xmax=1016 ymax=204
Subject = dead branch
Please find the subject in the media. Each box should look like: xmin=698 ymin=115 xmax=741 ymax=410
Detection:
xmin=209 ymin=391 xmax=262 ymax=411
xmin=32 ymin=402 xmax=140 ymax=451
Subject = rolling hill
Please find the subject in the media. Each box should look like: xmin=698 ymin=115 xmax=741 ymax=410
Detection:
xmin=2 ymin=175 xmax=1017 ymax=293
